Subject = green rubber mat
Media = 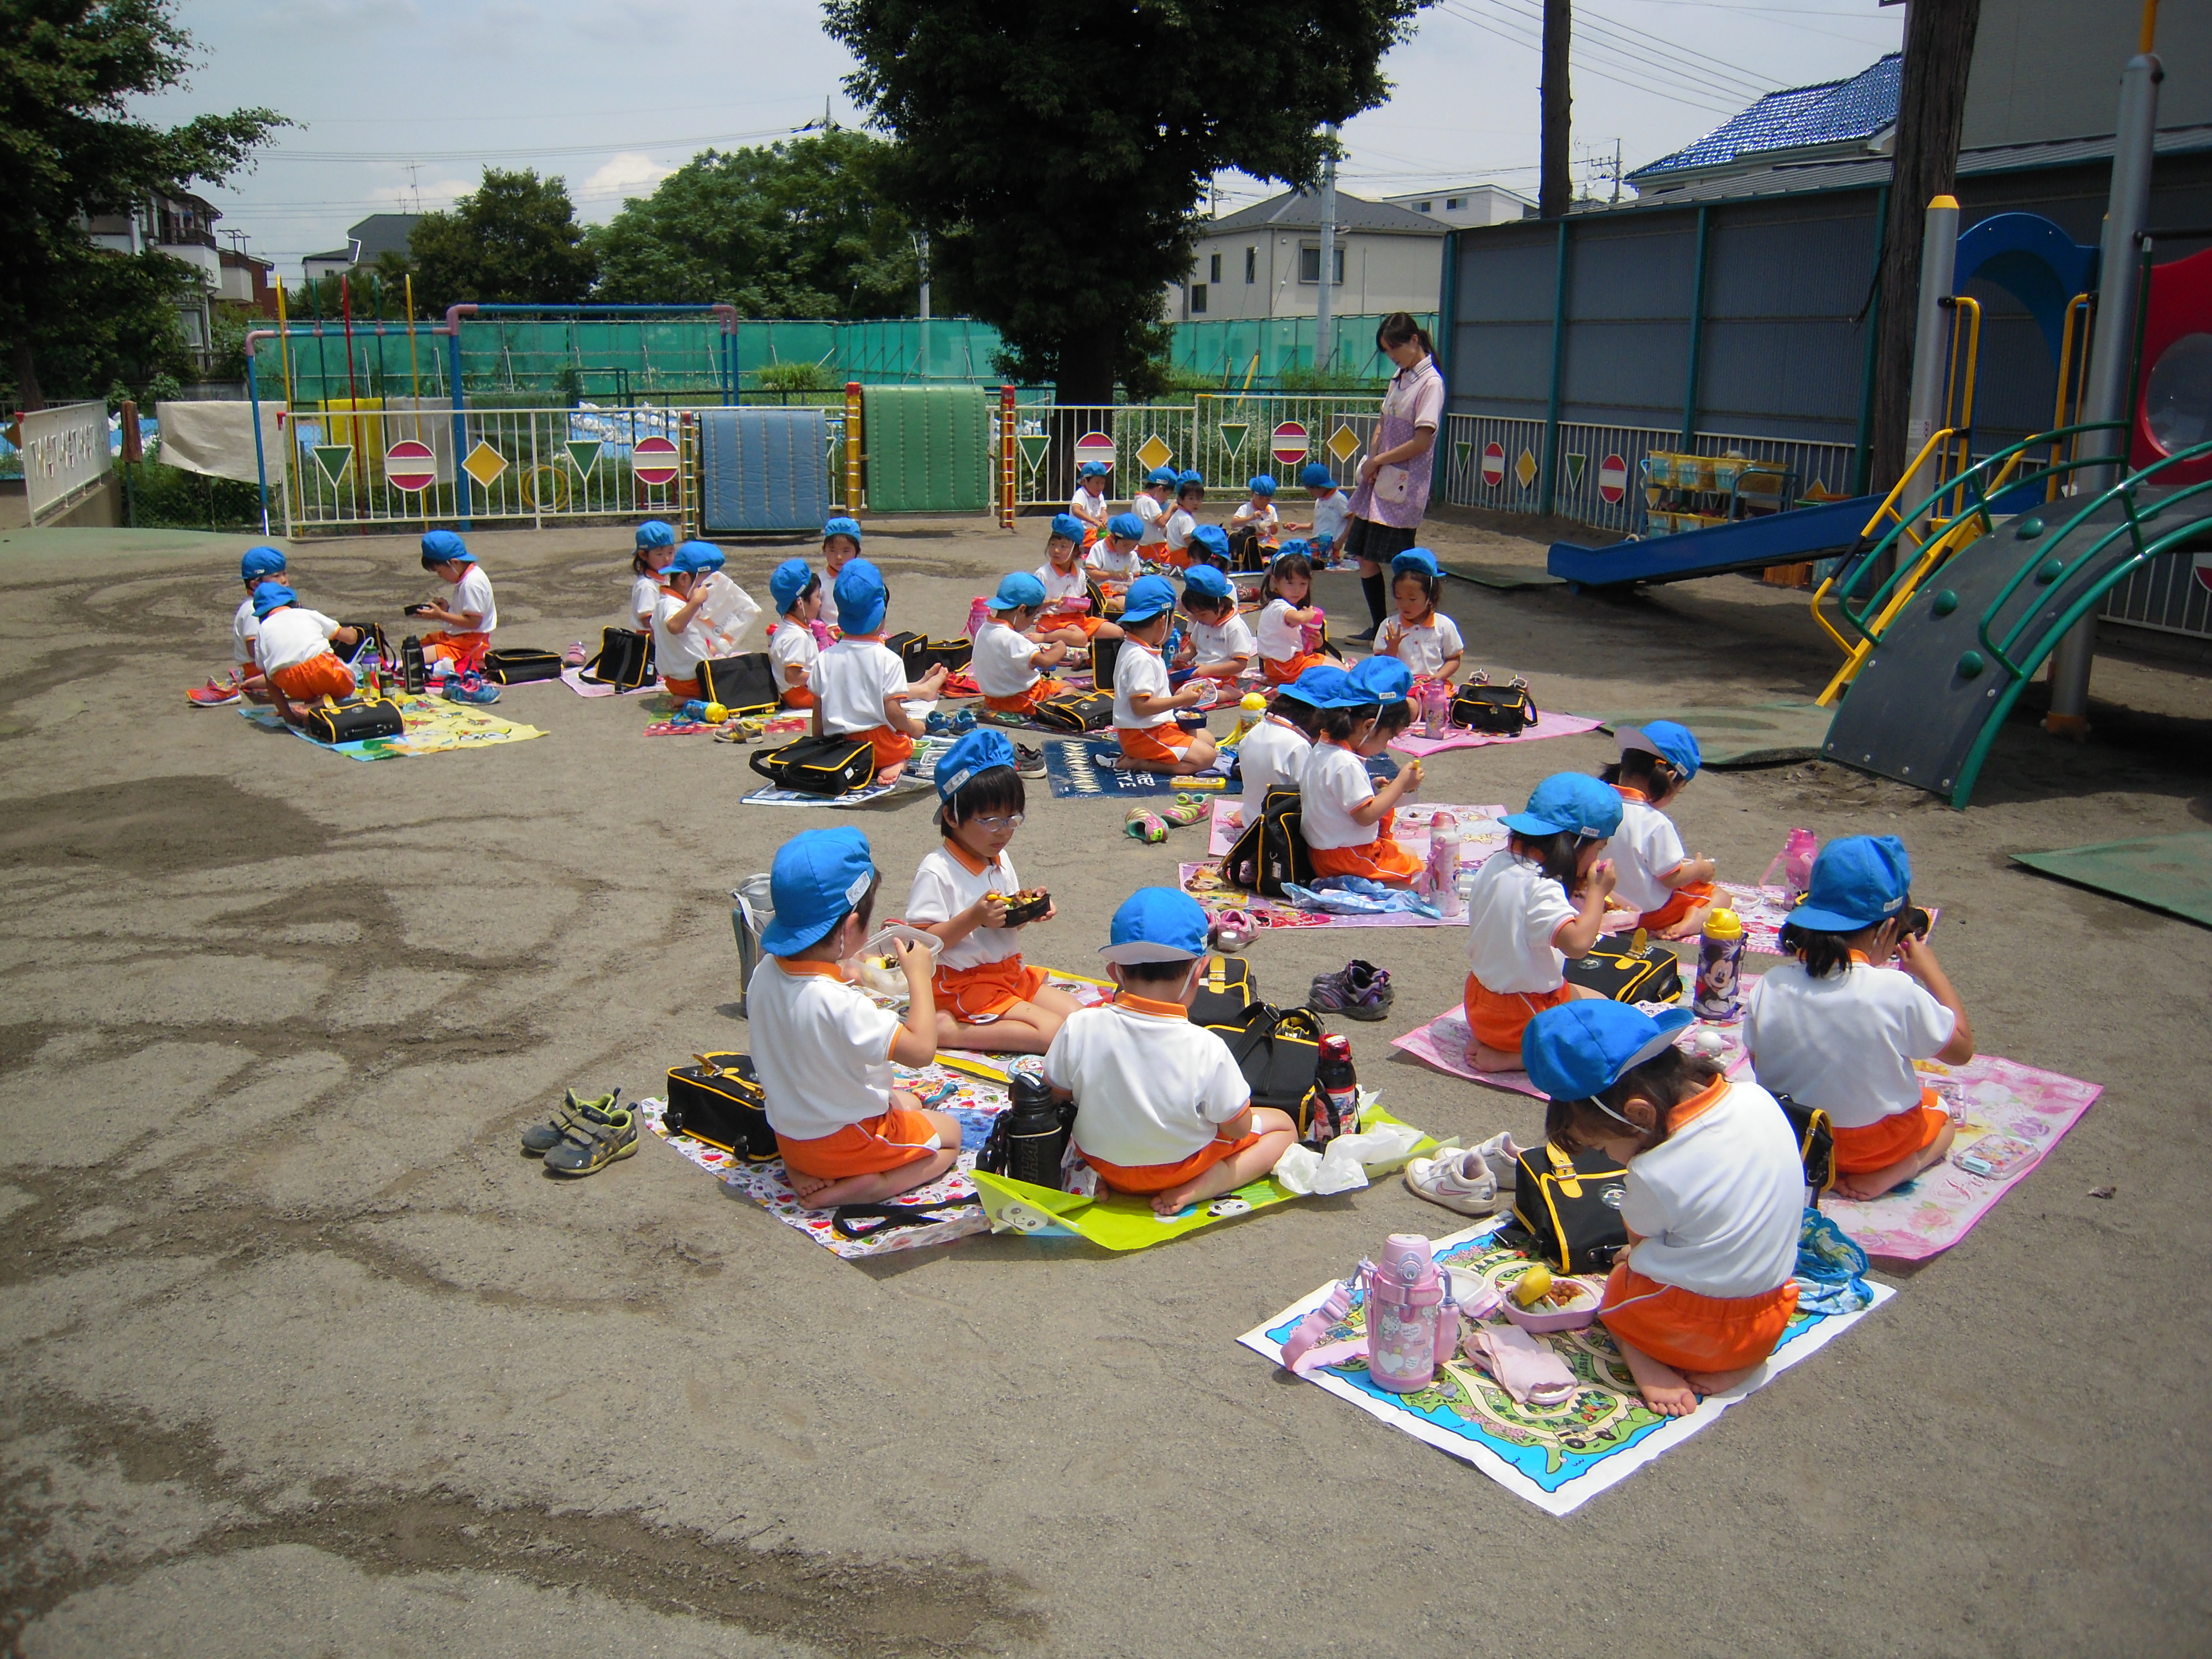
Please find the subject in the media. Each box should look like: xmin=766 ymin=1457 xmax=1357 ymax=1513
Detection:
xmin=1438 ymin=559 xmax=1561 ymax=591
xmin=2012 ymin=832 xmax=2212 ymax=929
xmin=1583 ymin=701 xmax=1835 ymax=768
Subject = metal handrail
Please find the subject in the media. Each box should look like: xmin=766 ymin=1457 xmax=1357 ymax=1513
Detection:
xmin=1808 ymin=424 xmax=1960 ymax=655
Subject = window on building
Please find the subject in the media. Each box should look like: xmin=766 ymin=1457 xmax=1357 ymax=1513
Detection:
xmin=1297 ymin=245 xmax=1345 ymax=285
xmin=1447 ymin=196 xmax=1466 ymax=210
xmin=1415 ymin=201 xmax=1432 ymax=213
xmin=1244 ymin=246 xmax=1256 ymax=283
xmin=1190 ymin=283 xmax=1208 ymax=314
xmin=1209 ymin=252 xmax=1222 ymax=284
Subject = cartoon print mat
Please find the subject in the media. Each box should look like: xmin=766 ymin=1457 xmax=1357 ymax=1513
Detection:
xmin=928 ymin=972 xmax=1115 ymax=1081
xmin=1239 ymin=1218 xmax=1894 ymax=1515
xmin=1387 ymin=711 xmax=1604 ymax=757
xmin=636 ymin=1062 xmax=1008 ymax=1261
xmin=1043 ymin=739 xmax=1241 ymax=799
xmin=1820 ymin=1053 xmax=2101 ymax=1261
xmin=1391 ymin=1006 xmax=1750 ymax=1099
xmin=1182 ymin=804 xmax=1507 ymax=932
xmin=740 ymin=735 xmax=950 ymax=808
xmin=241 ymin=696 xmax=545 ymax=760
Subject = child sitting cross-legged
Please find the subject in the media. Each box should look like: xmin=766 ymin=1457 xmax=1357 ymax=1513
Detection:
xmin=767 ymin=557 xmax=823 ymax=708
xmin=1296 ymin=665 xmax=1426 ymax=885
xmin=1348 ymin=654 xmax=1415 ymax=779
xmin=1034 ymin=513 xmax=1124 ymax=654
xmin=247 ymin=584 xmax=362 ymax=724
xmin=905 ymin=730 xmax=1083 ymax=1053
xmin=1086 ymin=512 xmax=1145 ymax=581
xmin=1600 ymin=721 xmax=1717 ymax=938
xmin=747 ymin=827 xmax=961 ymax=1208
xmin=813 ymin=559 xmax=947 ymax=785
xmin=1173 ymin=564 xmax=1254 ymax=682
xmin=1375 ymin=548 xmax=1463 ymax=682
xmin=650 ymin=544 xmax=719 ymax=701
xmin=1746 ymin=834 xmax=1973 ymax=1201
xmin=1525 ymin=999 xmax=1805 ymax=1416
xmin=1110 ymin=575 xmax=1217 ymax=775
xmin=1255 ymin=544 xmax=1328 ymax=685
xmin=1047 ymin=888 xmax=1297 ymax=1215
xmin=410 ymin=530 xmax=496 ymax=672
xmin=973 ymin=572 xmax=1068 ymax=717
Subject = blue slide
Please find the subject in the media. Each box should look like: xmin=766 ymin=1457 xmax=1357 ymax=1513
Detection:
xmin=1546 ymin=494 xmax=1880 ymax=588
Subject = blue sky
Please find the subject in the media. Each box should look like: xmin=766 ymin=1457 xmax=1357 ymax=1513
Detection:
xmin=143 ymin=0 xmax=1904 ymax=278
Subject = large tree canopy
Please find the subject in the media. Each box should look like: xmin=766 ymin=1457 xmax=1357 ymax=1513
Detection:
xmin=409 ymin=168 xmax=599 ymax=315
xmin=593 ymin=130 xmax=922 ymax=317
xmin=825 ymin=0 xmax=1424 ymax=403
xmin=1 ymin=0 xmax=284 ymax=406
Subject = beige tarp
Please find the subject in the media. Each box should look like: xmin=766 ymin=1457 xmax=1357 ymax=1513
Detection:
xmin=155 ymin=401 xmax=288 ymax=486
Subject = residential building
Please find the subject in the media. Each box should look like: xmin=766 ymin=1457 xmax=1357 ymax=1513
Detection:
xmin=1380 ymin=186 xmax=1534 ymax=227
xmin=81 ymin=188 xmax=274 ymax=362
xmin=304 ymin=213 xmax=424 ymax=282
xmin=1171 ymin=189 xmax=1447 ymax=322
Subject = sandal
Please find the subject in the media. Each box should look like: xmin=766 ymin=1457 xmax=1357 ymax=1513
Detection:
xmin=645 ymin=719 xmax=708 ymax=737
xmin=521 ymin=1088 xmax=621 ymax=1156
xmin=542 ymin=1105 xmax=639 ymax=1176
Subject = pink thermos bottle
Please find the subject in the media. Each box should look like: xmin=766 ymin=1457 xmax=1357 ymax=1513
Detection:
xmin=1365 ymin=1235 xmax=1458 ymax=1392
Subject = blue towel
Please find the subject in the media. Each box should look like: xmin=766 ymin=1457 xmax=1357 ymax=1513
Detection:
xmin=1793 ymin=1208 xmax=1875 ymax=1314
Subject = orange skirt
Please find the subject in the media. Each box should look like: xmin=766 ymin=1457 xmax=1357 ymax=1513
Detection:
xmin=1308 ymin=836 xmax=1424 ymax=885
xmin=1038 ymin=609 xmax=1103 ymax=639
xmin=1262 ymin=651 xmax=1326 ymax=686
xmin=935 ymin=957 xmax=1050 ymax=1023
xmin=776 ymin=1103 xmax=941 ymax=1180
xmin=1463 ymin=973 xmax=1572 ymax=1055
xmin=662 ymin=674 xmax=702 ymax=700
xmin=1639 ymin=880 xmax=1717 ymax=931
xmin=268 ymin=653 xmax=358 ymax=701
xmin=1831 ymin=1090 xmax=1949 ymax=1173
xmin=1115 ymin=722 xmax=1195 ymax=764
xmin=780 ymin=684 xmax=815 ymax=708
xmin=420 ymin=629 xmax=489 ymax=670
xmin=1083 ymin=1130 xmax=1261 ymax=1196
xmin=1599 ymin=1263 xmax=1797 ymax=1376
xmin=983 ymin=676 xmax=1066 ymax=715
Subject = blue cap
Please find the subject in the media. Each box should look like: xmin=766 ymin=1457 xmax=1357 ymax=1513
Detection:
xmin=1248 ymin=474 xmax=1276 ymax=497
xmin=935 ymin=729 xmax=1018 ymax=800
xmin=822 ymin=516 xmax=863 ymax=547
xmin=1186 ymin=525 xmax=1229 ymax=566
xmin=420 ymin=529 xmax=474 ymax=566
xmin=1181 ymin=564 xmax=1233 ymax=603
xmin=1347 ymin=655 xmax=1412 ymax=705
xmin=769 ymin=557 xmax=817 ymax=614
xmin=1522 ymin=1000 xmax=1697 ymax=1103
xmin=1099 ymin=886 xmax=1211 ymax=964
xmin=1146 ymin=466 xmax=1179 ymax=488
xmin=760 ymin=827 xmax=878 ymax=956
xmin=1501 ymin=773 xmax=1624 ymax=840
xmin=833 ymin=558 xmax=889 ymax=634
xmin=1050 ymin=512 xmax=1086 ymax=542
xmin=680 ymin=539 xmax=724 ymax=573
xmin=1391 ymin=547 xmax=1440 ymax=579
xmin=988 ymin=570 xmax=1046 ymax=612
xmin=1616 ymin=719 xmax=1702 ymax=781
xmin=1790 ymin=834 xmax=1912 ymax=932
xmin=1287 ymin=665 xmax=1366 ymax=709
xmin=1105 ymin=512 xmax=1144 ymax=540
xmin=634 ymin=520 xmax=676 ymax=551
xmin=1299 ymin=462 xmax=1336 ymax=489
xmin=240 ymin=546 xmax=286 ymax=580
xmin=1119 ymin=573 xmax=1178 ymax=624
xmin=1078 ymin=461 xmax=1111 ymax=479
xmin=251 ymin=582 xmax=296 ymax=617
xmin=1177 ymin=469 xmax=1204 ymax=490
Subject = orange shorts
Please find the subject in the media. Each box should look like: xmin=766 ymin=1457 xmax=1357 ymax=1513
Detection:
xmin=1308 ymin=837 xmax=1425 ymax=885
xmin=1262 ymin=652 xmax=1327 ymax=686
xmin=848 ymin=723 xmax=914 ymax=772
xmin=934 ymin=957 xmax=1050 ymax=1023
xmin=1599 ymin=1263 xmax=1798 ymax=1376
xmin=420 ymin=629 xmax=489 ymax=670
xmin=1083 ymin=1130 xmax=1262 ymax=1196
xmin=776 ymin=1103 xmax=941 ymax=1181
xmin=983 ymin=676 xmax=1066 ymax=716
xmin=1160 ymin=545 xmax=1190 ymax=568
xmin=1831 ymin=1090 xmax=1949 ymax=1173
xmin=1115 ymin=722 xmax=1196 ymax=765
xmin=662 ymin=674 xmax=702 ymax=700
xmin=1639 ymin=880 xmax=1717 ymax=931
xmin=1038 ymin=610 xmax=1103 ymax=639
xmin=1464 ymin=974 xmax=1573 ymax=1055
xmin=780 ymin=686 xmax=816 ymax=708
xmin=268 ymin=653 xmax=359 ymax=701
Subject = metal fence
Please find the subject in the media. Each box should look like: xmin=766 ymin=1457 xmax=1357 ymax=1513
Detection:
xmin=1005 ymin=394 xmax=1385 ymax=509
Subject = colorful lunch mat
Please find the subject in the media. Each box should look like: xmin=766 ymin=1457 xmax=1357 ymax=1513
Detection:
xmin=1044 ymin=739 xmax=1242 ymax=799
xmin=1239 ymin=1217 xmax=1893 ymax=1515
xmin=1391 ymin=1003 xmax=1750 ymax=1101
xmin=1183 ymin=801 xmax=1506 ymax=931
xmin=1387 ymin=710 xmax=1603 ymax=758
xmin=740 ymin=735 xmax=951 ymax=808
xmin=241 ymin=695 xmax=544 ymax=760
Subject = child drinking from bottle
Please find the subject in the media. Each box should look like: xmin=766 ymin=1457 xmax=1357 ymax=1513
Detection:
xmin=1046 ymin=888 xmax=1296 ymax=1215
xmin=768 ymin=556 xmax=822 ymax=708
xmin=1255 ymin=545 xmax=1328 ymax=685
xmin=747 ymin=827 xmax=960 ymax=1207
xmin=650 ymin=544 xmax=719 ymax=701
xmin=1526 ymin=999 xmax=1804 ymax=1416
xmin=1375 ymin=549 xmax=1463 ymax=682
xmin=1745 ymin=834 xmax=1973 ymax=1201
xmin=812 ymin=559 xmax=947 ymax=785
xmin=629 ymin=520 xmax=677 ymax=628
xmin=1295 ymin=666 xmax=1425 ymax=885
xmin=1110 ymin=575 xmax=1217 ymax=775
xmin=973 ymin=572 xmax=1069 ymax=716
xmin=905 ymin=730 xmax=1083 ymax=1054
xmin=1460 ymin=774 xmax=1622 ymax=1071
xmin=1600 ymin=721 xmax=1717 ymax=938
xmin=1176 ymin=564 xmax=1255 ymax=682
xmin=1034 ymin=513 xmax=1123 ymax=651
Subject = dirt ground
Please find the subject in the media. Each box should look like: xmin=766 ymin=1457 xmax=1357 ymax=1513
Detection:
xmin=1 ymin=508 xmax=2207 ymax=1658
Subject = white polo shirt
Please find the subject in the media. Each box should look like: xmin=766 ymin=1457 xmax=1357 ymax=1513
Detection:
xmin=1086 ymin=542 xmax=1140 ymax=579
xmin=1464 ymin=848 xmax=1577 ymax=993
xmin=253 ymin=607 xmax=343 ymax=676
xmin=1112 ymin=638 xmax=1175 ymax=730
xmin=906 ymin=843 xmax=1025 ymax=971
xmin=1606 ymin=794 xmax=1689 ymax=913
xmin=1237 ymin=714 xmax=1311 ymax=800
xmin=1299 ymin=742 xmax=1379 ymax=850
xmin=1134 ymin=493 xmax=1168 ymax=547
xmin=446 ymin=564 xmax=496 ymax=634
xmin=1230 ymin=500 xmax=1279 ymax=536
xmin=1310 ymin=489 xmax=1351 ymax=544
xmin=745 ymin=958 xmax=903 ymax=1141
xmin=1621 ymin=1080 xmax=1804 ymax=1300
xmin=1048 ymin=998 xmax=1253 ymax=1168
xmin=629 ymin=573 xmax=660 ymax=628
xmin=1379 ymin=613 xmax=1464 ymax=679
xmin=814 ymin=637 xmax=907 ymax=735
xmin=1165 ymin=508 xmax=1198 ymax=555
xmin=1745 ymin=958 xmax=1957 ymax=1128
xmin=969 ymin=619 xmax=1041 ymax=700
xmin=1190 ymin=611 xmax=1256 ymax=667
xmin=1254 ymin=598 xmax=1307 ymax=662
xmin=651 ymin=589 xmax=712 ymax=679
xmin=232 ymin=596 xmax=260 ymax=666
xmin=769 ymin=619 xmax=819 ymax=694
xmin=1069 ymin=486 xmax=1111 ymax=529
xmin=1036 ymin=561 xmax=1090 ymax=612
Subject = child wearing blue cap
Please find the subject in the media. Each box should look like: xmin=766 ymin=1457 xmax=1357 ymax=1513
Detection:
xmin=1600 ymin=722 xmax=1717 ymax=937
xmin=768 ymin=556 xmax=823 ymax=708
xmin=1297 ymin=665 xmax=1426 ymax=885
xmin=629 ymin=521 xmax=677 ymax=629
xmin=1033 ymin=514 xmax=1122 ymax=651
xmin=1134 ymin=466 xmax=1177 ymax=560
xmin=1174 ymin=565 xmax=1255 ymax=682
xmin=745 ymin=827 xmax=960 ymax=1207
xmin=1285 ymin=461 xmax=1350 ymax=560
xmin=1237 ymin=670 xmax=1322 ymax=800
xmin=192 ymin=546 xmax=289 ymax=706
xmin=1375 ymin=549 xmax=1463 ymax=682
xmin=649 ymin=544 xmax=719 ymax=701
xmin=1746 ymin=835 xmax=1974 ymax=1201
xmin=1347 ymin=655 xmax=1416 ymax=774
xmin=1045 ymin=888 xmax=1296 ymax=1215
xmin=412 ymin=530 xmax=497 ymax=672
xmin=248 ymin=585 xmax=364 ymax=722
xmin=1227 ymin=474 xmax=1280 ymax=568
xmin=1460 ymin=774 xmax=1623 ymax=1071
xmin=905 ymin=729 xmax=1082 ymax=1053
xmin=822 ymin=517 xmax=864 ymax=577
xmin=1255 ymin=545 xmax=1328 ymax=685
xmin=1164 ymin=472 xmax=1206 ymax=566
xmin=973 ymin=572 xmax=1069 ymax=716
xmin=1524 ymin=999 xmax=1806 ymax=1416
xmin=813 ymin=559 xmax=947 ymax=785
xmin=1069 ymin=461 xmax=1113 ymax=545
xmin=1086 ymin=513 xmax=1146 ymax=581
xmin=1111 ymin=575 xmax=1217 ymax=775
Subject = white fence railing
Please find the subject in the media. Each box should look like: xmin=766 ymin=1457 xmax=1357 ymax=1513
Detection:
xmin=1005 ymin=394 xmax=1385 ymax=510
xmin=22 ymin=401 xmax=111 ymax=524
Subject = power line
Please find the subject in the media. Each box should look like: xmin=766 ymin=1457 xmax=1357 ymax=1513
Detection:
xmin=1433 ymin=3 xmax=1746 ymax=116
xmin=1490 ymin=0 xmax=1782 ymax=102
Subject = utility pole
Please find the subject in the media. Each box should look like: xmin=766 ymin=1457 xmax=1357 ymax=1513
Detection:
xmin=1316 ymin=125 xmax=1338 ymax=378
xmin=1611 ymin=137 xmax=1622 ymax=204
xmin=1540 ymin=0 xmax=1572 ymax=218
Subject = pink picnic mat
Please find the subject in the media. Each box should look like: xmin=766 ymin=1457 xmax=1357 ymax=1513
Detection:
xmin=1388 ymin=711 xmax=1603 ymax=757
xmin=1391 ymin=1005 xmax=1752 ymax=1099
xmin=1186 ymin=803 xmax=1507 ymax=931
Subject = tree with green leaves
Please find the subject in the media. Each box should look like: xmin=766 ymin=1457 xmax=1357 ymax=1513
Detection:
xmin=594 ymin=130 xmax=922 ymax=318
xmin=825 ymin=0 xmax=1425 ymax=403
xmin=409 ymin=168 xmax=598 ymax=314
xmin=1 ymin=0 xmax=284 ymax=408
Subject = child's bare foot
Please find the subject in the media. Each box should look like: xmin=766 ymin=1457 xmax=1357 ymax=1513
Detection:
xmin=787 ymin=1168 xmax=832 ymax=1202
xmin=1830 ymin=1125 xmax=1954 ymax=1201
xmin=1619 ymin=1340 xmax=1702 ymax=1417
xmin=875 ymin=763 xmax=906 ymax=785
xmin=1656 ymin=911 xmax=1709 ymax=942
xmin=1464 ymin=1039 xmax=1523 ymax=1073
xmin=1678 ymin=1362 xmax=1762 ymax=1396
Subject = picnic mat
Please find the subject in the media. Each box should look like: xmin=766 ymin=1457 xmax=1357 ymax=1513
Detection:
xmin=1388 ymin=711 xmax=1603 ymax=758
xmin=240 ymin=695 xmax=544 ymax=760
xmin=1044 ymin=739 xmax=1240 ymax=799
xmin=2012 ymin=831 xmax=2212 ymax=929
xmin=637 ymin=1062 xmax=1009 ymax=1260
xmin=1391 ymin=1000 xmax=1742 ymax=1100
xmin=741 ymin=735 xmax=950 ymax=808
xmin=1183 ymin=802 xmax=1508 ymax=931
xmin=1239 ymin=1217 xmax=1892 ymax=1515
xmin=932 ymin=971 xmax=1114 ymax=1081
xmin=1585 ymin=702 xmax=1835 ymax=768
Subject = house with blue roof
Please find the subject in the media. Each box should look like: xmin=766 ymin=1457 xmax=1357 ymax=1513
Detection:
xmin=1628 ymin=56 xmax=1902 ymax=197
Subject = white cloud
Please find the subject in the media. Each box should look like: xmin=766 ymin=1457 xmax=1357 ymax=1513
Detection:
xmin=578 ymin=152 xmax=676 ymax=215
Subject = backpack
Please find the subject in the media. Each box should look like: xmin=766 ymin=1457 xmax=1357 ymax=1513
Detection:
xmin=1773 ymin=1092 xmax=1838 ymax=1196
xmin=1220 ymin=785 xmax=1313 ymax=898
xmin=1186 ymin=953 xmax=1255 ymax=1027
xmin=1031 ymin=691 xmax=1115 ymax=733
xmin=1563 ymin=940 xmax=1684 ymax=1005
xmin=1091 ymin=634 xmax=1122 ymax=691
xmin=1501 ymin=1142 xmax=1630 ymax=1274
xmin=749 ymin=734 xmax=877 ymax=795
xmin=1452 ymin=679 xmax=1537 ymax=734
xmin=336 ymin=620 xmax=391 ymax=669
xmin=662 ymin=1053 xmax=778 ymax=1162
xmin=698 ymin=651 xmax=780 ymax=716
xmin=300 ymin=693 xmax=404 ymax=745
xmin=1202 ymin=1002 xmax=1326 ymax=1121
xmin=583 ymin=626 xmax=654 ymax=689
xmin=482 ymin=647 xmax=564 ymax=685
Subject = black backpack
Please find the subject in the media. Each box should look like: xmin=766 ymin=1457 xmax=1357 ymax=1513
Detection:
xmin=300 ymin=693 xmax=404 ymax=744
xmin=662 ymin=1053 xmax=778 ymax=1162
xmin=1452 ymin=679 xmax=1537 ymax=734
xmin=483 ymin=647 xmax=564 ymax=684
xmin=1220 ymin=785 xmax=1312 ymax=898
xmin=1186 ymin=954 xmax=1255 ymax=1026
xmin=698 ymin=651 xmax=780 ymax=715
xmin=750 ymin=734 xmax=876 ymax=795
xmin=1202 ymin=1002 xmax=1326 ymax=1119
xmin=1563 ymin=940 xmax=1685 ymax=1004
xmin=583 ymin=627 xmax=655 ymax=689
xmin=1501 ymin=1142 xmax=1630 ymax=1274
xmin=1773 ymin=1092 xmax=1838 ymax=1196
xmin=1031 ymin=691 xmax=1115 ymax=733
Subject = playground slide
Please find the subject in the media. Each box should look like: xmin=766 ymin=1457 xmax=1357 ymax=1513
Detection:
xmin=1546 ymin=494 xmax=1880 ymax=588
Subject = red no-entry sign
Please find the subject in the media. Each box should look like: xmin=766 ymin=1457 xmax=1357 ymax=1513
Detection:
xmin=385 ymin=440 xmax=436 ymax=493
xmin=1270 ymin=421 xmax=1309 ymax=466
xmin=1598 ymin=453 xmax=1629 ymax=504
xmin=632 ymin=436 xmax=679 ymax=487
xmin=1480 ymin=442 xmax=1505 ymax=489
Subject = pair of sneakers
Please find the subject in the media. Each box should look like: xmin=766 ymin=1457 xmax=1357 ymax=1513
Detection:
xmin=523 ymin=1088 xmax=639 ymax=1176
xmin=442 ymin=670 xmax=500 ymax=705
xmin=187 ymin=673 xmax=244 ymax=707
xmin=924 ymin=708 xmax=977 ymax=736
xmin=1404 ymin=1133 xmax=1525 ymax=1215
xmin=1308 ymin=959 xmax=1393 ymax=1021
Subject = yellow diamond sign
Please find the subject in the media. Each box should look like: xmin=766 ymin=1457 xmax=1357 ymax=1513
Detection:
xmin=1515 ymin=447 xmax=1539 ymax=489
xmin=1135 ymin=434 xmax=1173 ymax=472
xmin=463 ymin=441 xmax=509 ymax=489
xmin=1327 ymin=424 xmax=1362 ymax=465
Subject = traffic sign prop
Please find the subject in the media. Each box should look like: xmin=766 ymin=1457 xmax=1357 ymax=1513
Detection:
xmin=311 ymin=445 xmax=353 ymax=488
xmin=1479 ymin=442 xmax=1505 ymax=489
xmin=566 ymin=440 xmax=603 ymax=477
xmin=462 ymin=441 xmax=508 ymax=490
xmin=1073 ymin=431 xmax=1117 ymax=471
xmin=384 ymin=440 xmax=435 ymax=493
xmin=631 ymin=435 xmax=679 ymax=488
xmin=1598 ymin=453 xmax=1629 ymax=504
xmin=1270 ymin=421 xmax=1309 ymax=466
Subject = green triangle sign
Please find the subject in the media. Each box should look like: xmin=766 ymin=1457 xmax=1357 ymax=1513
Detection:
xmin=1564 ymin=452 xmax=1587 ymax=488
xmin=566 ymin=439 xmax=602 ymax=477
xmin=1016 ymin=432 xmax=1051 ymax=473
xmin=1454 ymin=440 xmax=1472 ymax=472
xmin=1218 ymin=421 xmax=1250 ymax=457
xmin=312 ymin=445 xmax=353 ymax=487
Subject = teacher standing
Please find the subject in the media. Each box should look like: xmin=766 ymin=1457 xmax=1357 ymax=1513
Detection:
xmin=1341 ymin=312 xmax=1446 ymax=641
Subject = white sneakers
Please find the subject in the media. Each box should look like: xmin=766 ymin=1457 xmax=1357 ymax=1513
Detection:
xmin=1404 ymin=1132 xmax=1526 ymax=1215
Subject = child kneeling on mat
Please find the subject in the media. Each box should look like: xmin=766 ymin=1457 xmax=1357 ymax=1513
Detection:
xmin=1525 ymin=1000 xmax=1804 ymax=1417
xmin=768 ymin=557 xmax=823 ymax=708
xmin=906 ymin=730 xmax=1083 ymax=1053
xmin=747 ymin=828 xmax=959 ymax=1208
xmin=1746 ymin=834 xmax=1973 ymax=1201
xmin=973 ymin=572 xmax=1068 ymax=717
xmin=248 ymin=585 xmax=362 ymax=725
xmin=1600 ymin=721 xmax=1718 ymax=938
xmin=1046 ymin=889 xmax=1296 ymax=1215
xmin=1461 ymin=774 xmax=1621 ymax=1071
xmin=1110 ymin=575 xmax=1217 ymax=775
xmin=1296 ymin=665 xmax=1426 ymax=885
xmin=411 ymin=530 xmax=496 ymax=671
xmin=1035 ymin=513 xmax=1124 ymax=653
xmin=813 ymin=559 xmax=946 ymax=785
